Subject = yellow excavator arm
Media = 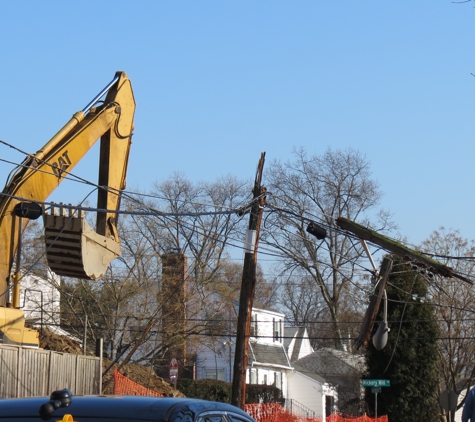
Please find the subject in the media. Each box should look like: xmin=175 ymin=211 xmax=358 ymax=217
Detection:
xmin=0 ymin=72 xmax=135 ymax=346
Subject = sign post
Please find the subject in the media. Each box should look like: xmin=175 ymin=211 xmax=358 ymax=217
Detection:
xmin=362 ymin=380 xmax=390 ymax=419
xmin=169 ymin=358 xmax=178 ymax=390
xmin=439 ymin=389 xmax=458 ymax=419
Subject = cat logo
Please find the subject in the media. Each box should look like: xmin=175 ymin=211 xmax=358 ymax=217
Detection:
xmin=51 ymin=151 xmax=72 ymax=178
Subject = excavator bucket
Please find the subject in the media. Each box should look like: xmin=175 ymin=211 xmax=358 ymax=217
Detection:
xmin=43 ymin=209 xmax=121 ymax=280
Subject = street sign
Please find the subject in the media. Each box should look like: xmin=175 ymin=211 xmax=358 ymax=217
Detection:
xmin=362 ymin=379 xmax=390 ymax=387
xmin=439 ymin=390 xmax=458 ymax=412
xmin=169 ymin=358 xmax=178 ymax=389
xmin=169 ymin=358 xmax=178 ymax=377
xmin=372 ymin=387 xmax=381 ymax=394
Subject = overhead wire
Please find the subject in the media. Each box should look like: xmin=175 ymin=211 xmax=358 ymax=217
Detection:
xmin=2 ymin=137 xmax=473 ymax=269
xmin=2 ymin=140 xmax=475 ymax=318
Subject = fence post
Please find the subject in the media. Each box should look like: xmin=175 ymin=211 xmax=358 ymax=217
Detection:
xmin=96 ymin=338 xmax=103 ymax=393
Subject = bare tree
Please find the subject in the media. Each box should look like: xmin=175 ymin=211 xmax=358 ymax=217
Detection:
xmin=113 ymin=173 xmax=251 ymax=370
xmin=17 ymin=173 xmax=253 ymax=370
xmin=264 ymin=147 xmax=393 ymax=349
xmin=420 ymin=227 xmax=475 ymax=420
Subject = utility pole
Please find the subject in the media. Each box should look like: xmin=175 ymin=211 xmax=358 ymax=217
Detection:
xmin=336 ymin=217 xmax=472 ymax=284
xmin=231 ymin=152 xmax=266 ymax=409
xmin=355 ymin=257 xmax=392 ymax=349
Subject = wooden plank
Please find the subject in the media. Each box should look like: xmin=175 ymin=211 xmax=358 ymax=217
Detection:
xmin=0 ymin=346 xmax=18 ymax=397
xmin=19 ymin=348 xmax=50 ymax=397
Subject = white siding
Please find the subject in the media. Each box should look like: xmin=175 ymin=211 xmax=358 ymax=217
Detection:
xmin=296 ymin=337 xmax=313 ymax=359
xmin=20 ymin=271 xmax=61 ymax=327
xmin=252 ymin=308 xmax=285 ymax=345
xmin=249 ymin=366 xmax=284 ymax=385
xmin=287 ymin=328 xmax=313 ymax=361
xmin=287 ymin=370 xmax=325 ymax=417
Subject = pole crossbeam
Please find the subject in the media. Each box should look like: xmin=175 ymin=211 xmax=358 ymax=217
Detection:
xmin=336 ymin=217 xmax=472 ymax=284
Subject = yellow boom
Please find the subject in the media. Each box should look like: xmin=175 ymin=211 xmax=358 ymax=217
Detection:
xmin=0 ymin=72 xmax=135 ymax=346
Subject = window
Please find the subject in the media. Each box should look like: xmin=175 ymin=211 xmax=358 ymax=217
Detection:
xmin=273 ymin=318 xmax=280 ymax=341
xmin=250 ymin=314 xmax=257 ymax=337
xmin=205 ymin=368 xmax=225 ymax=381
xmin=250 ymin=369 xmax=257 ymax=384
xmin=274 ymin=372 xmax=281 ymax=390
xmin=325 ymin=395 xmax=334 ymax=417
xmin=263 ymin=374 xmax=267 ymax=385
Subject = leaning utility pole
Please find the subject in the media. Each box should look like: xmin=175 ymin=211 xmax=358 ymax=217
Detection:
xmin=336 ymin=217 xmax=472 ymax=284
xmin=355 ymin=256 xmax=393 ymax=349
xmin=231 ymin=152 xmax=266 ymax=409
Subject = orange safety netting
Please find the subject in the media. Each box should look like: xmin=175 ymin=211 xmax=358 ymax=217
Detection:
xmin=113 ymin=368 xmax=164 ymax=397
xmin=113 ymin=371 xmax=387 ymax=422
xmin=243 ymin=403 xmax=388 ymax=422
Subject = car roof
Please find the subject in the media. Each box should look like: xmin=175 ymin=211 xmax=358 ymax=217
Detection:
xmin=0 ymin=395 xmax=255 ymax=421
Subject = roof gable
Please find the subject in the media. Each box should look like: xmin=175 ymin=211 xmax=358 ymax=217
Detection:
xmin=249 ymin=342 xmax=292 ymax=368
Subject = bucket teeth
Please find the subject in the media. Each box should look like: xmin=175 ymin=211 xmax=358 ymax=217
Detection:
xmin=43 ymin=214 xmax=121 ymax=280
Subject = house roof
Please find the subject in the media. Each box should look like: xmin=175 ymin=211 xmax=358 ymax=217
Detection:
xmin=249 ymin=342 xmax=292 ymax=368
xmin=294 ymin=348 xmax=365 ymax=386
xmin=233 ymin=298 xmax=285 ymax=316
xmin=292 ymin=362 xmax=327 ymax=384
xmin=252 ymin=300 xmax=282 ymax=315
xmin=284 ymin=326 xmax=307 ymax=362
xmin=283 ymin=327 xmax=298 ymax=350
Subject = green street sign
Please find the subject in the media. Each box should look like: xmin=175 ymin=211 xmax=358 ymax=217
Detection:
xmin=362 ymin=379 xmax=390 ymax=387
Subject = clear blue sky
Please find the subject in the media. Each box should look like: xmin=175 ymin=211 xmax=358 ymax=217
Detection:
xmin=1 ymin=1 xmax=474 ymax=249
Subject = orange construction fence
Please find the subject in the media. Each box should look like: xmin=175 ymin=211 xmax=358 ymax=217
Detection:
xmin=113 ymin=370 xmax=387 ymax=422
xmin=113 ymin=368 xmax=164 ymax=397
xmin=243 ymin=403 xmax=388 ymax=422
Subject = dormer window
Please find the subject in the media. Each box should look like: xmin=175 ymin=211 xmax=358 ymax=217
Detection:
xmin=250 ymin=314 xmax=258 ymax=337
xmin=273 ymin=318 xmax=280 ymax=342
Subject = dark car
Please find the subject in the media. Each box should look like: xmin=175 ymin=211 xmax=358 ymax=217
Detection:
xmin=0 ymin=389 xmax=256 ymax=422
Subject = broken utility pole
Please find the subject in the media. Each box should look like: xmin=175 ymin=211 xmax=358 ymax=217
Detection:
xmin=355 ymin=257 xmax=393 ymax=349
xmin=231 ymin=152 xmax=266 ymax=409
xmin=336 ymin=217 xmax=472 ymax=284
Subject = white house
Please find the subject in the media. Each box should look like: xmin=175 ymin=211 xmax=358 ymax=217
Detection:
xmin=293 ymin=348 xmax=365 ymax=415
xmin=284 ymin=326 xmax=314 ymax=362
xmin=195 ymin=305 xmax=291 ymax=387
xmin=195 ymin=304 xmax=336 ymax=420
xmin=287 ymin=366 xmax=336 ymax=417
xmin=281 ymin=326 xmax=335 ymax=416
xmin=20 ymin=270 xmax=60 ymax=325
xmin=19 ymin=269 xmax=79 ymax=340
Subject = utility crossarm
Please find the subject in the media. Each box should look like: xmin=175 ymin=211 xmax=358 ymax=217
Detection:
xmin=336 ymin=216 xmax=472 ymax=284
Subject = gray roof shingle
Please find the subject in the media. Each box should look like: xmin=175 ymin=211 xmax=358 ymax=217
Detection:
xmin=249 ymin=342 xmax=292 ymax=368
xmin=294 ymin=348 xmax=365 ymax=387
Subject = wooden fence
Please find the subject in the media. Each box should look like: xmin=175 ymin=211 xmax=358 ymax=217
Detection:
xmin=0 ymin=344 xmax=101 ymax=398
